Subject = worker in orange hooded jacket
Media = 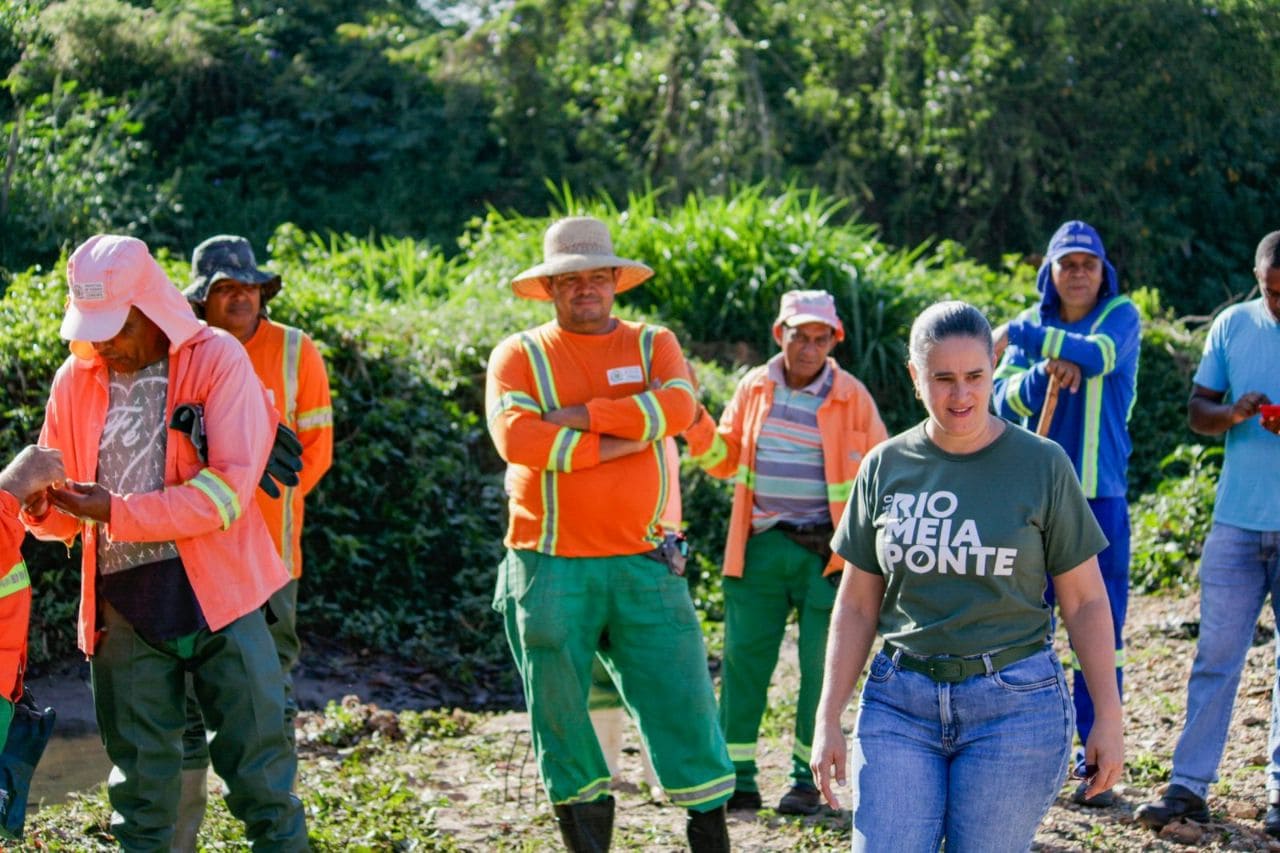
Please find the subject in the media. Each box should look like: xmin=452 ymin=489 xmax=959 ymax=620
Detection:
xmin=23 ymin=235 xmax=306 ymax=850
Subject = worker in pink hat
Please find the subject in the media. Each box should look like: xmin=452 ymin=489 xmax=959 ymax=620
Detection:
xmin=21 ymin=234 xmax=306 ymax=850
xmin=683 ymin=289 xmax=888 ymax=815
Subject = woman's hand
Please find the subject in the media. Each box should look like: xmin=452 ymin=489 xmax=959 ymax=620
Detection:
xmin=810 ymin=718 xmax=849 ymax=809
xmin=1081 ymin=714 xmax=1125 ymax=799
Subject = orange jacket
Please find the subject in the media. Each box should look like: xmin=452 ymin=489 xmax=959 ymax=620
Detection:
xmin=0 ymin=491 xmax=31 ymax=703
xmin=242 ymin=319 xmax=333 ymax=577
xmin=683 ymin=359 xmax=887 ymax=577
xmin=486 ymin=320 xmax=697 ymax=556
xmin=24 ymin=326 xmax=289 ymax=655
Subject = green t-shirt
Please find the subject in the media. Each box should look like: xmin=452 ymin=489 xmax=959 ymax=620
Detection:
xmin=832 ymin=421 xmax=1107 ymax=657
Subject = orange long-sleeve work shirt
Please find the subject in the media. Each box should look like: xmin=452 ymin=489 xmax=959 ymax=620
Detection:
xmin=486 ymin=319 xmax=697 ymax=557
xmin=0 ymin=491 xmax=31 ymax=704
xmin=242 ymin=319 xmax=333 ymax=578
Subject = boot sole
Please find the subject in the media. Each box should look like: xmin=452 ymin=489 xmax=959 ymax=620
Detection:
xmin=1135 ymin=808 xmax=1209 ymax=829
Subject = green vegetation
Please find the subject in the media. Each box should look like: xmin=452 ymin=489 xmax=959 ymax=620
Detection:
xmin=2 ymin=0 xmax=1278 ymax=313
xmin=1129 ymin=445 xmax=1222 ymax=594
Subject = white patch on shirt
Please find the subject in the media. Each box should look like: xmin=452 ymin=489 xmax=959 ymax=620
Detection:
xmin=607 ymin=365 xmax=644 ymax=386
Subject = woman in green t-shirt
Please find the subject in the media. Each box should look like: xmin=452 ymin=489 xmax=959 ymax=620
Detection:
xmin=810 ymin=301 xmax=1124 ymax=852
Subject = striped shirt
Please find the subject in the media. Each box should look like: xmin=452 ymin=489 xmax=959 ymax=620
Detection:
xmin=750 ymin=355 xmax=832 ymax=532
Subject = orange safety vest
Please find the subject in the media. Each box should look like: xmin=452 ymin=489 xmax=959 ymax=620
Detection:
xmin=241 ymin=320 xmax=333 ymax=578
xmin=683 ymin=359 xmax=888 ymax=578
xmin=0 ymin=492 xmax=31 ymax=702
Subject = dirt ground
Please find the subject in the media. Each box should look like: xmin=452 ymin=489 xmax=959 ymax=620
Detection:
xmin=25 ymin=591 xmax=1280 ymax=851
xmin=376 ymin=591 xmax=1280 ymax=851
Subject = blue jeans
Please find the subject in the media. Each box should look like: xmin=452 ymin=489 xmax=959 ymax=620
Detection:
xmin=851 ymin=647 xmax=1072 ymax=853
xmin=1170 ymin=522 xmax=1280 ymax=799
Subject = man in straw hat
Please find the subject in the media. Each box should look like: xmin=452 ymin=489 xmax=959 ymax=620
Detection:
xmin=22 ymin=234 xmax=306 ymax=849
xmin=992 ymin=220 xmax=1139 ymax=807
xmin=486 ymin=216 xmax=734 ymax=851
xmin=175 ymin=234 xmax=333 ymax=850
xmin=682 ymin=289 xmax=887 ymax=815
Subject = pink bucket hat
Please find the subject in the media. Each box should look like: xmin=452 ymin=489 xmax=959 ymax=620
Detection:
xmin=510 ymin=217 xmax=654 ymax=300
xmin=771 ymin=290 xmax=845 ymax=343
xmin=62 ymin=234 xmax=204 ymax=361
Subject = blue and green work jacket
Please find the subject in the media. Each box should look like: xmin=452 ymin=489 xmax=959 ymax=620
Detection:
xmin=993 ymin=263 xmax=1141 ymax=499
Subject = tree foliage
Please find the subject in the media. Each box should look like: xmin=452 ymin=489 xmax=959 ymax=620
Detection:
xmin=2 ymin=0 xmax=1277 ymax=312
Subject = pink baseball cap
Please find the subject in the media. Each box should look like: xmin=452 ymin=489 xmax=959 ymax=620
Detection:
xmin=62 ymin=234 xmax=202 ymax=360
xmin=772 ymin=290 xmax=845 ymax=343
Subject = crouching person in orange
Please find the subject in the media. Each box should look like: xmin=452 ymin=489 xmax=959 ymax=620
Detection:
xmin=0 ymin=446 xmax=64 ymax=748
xmin=22 ymin=235 xmax=307 ymax=850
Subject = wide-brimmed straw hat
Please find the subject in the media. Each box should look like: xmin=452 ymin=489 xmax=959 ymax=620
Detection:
xmin=510 ymin=217 xmax=653 ymax=300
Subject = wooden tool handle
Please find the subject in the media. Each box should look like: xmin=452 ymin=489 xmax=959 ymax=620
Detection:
xmin=1036 ymin=375 xmax=1061 ymax=437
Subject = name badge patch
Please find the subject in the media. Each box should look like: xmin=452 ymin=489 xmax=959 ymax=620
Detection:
xmin=73 ymin=281 xmax=106 ymax=302
xmin=607 ymin=365 xmax=644 ymax=386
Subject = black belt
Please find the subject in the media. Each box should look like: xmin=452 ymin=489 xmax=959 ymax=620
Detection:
xmin=882 ymin=641 xmax=1045 ymax=683
xmin=773 ymin=520 xmax=834 ymax=536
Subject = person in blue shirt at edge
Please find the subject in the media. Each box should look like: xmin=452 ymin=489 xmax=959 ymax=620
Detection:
xmin=992 ymin=220 xmax=1140 ymax=807
xmin=1135 ymin=230 xmax=1280 ymax=837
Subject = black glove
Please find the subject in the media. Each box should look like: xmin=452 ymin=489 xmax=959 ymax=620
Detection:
xmin=260 ymin=423 xmax=303 ymax=499
xmin=169 ymin=403 xmax=208 ymax=461
xmin=170 ymin=404 xmax=303 ymax=499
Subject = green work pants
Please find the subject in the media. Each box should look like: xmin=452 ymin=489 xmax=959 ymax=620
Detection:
xmin=719 ymin=528 xmax=835 ymax=791
xmin=267 ymin=579 xmax=301 ymax=730
xmin=92 ymin=602 xmax=306 ymax=852
xmin=495 ymin=549 xmax=734 ymax=810
xmin=184 ymin=579 xmax=300 ymax=769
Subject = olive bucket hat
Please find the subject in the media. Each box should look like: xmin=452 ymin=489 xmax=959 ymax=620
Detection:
xmin=183 ymin=235 xmax=282 ymax=308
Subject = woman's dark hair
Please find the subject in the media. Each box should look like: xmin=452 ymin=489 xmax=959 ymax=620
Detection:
xmin=908 ymin=300 xmax=993 ymax=371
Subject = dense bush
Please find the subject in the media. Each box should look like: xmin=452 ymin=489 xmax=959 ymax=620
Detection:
xmin=1130 ymin=445 xmax=1222 ymax=593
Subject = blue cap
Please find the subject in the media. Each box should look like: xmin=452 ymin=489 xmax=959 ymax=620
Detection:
xmin=1045 ymin=220 xmax=1106 ymax=263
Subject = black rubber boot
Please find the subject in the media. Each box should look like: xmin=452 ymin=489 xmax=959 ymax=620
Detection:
xmin=553 ymin=795 xmax=614 ymax=852
xmin=686 ymin=805 xmax=731 ymax=852
xmin=1265 ymin=790 xmax=1280 ymax=839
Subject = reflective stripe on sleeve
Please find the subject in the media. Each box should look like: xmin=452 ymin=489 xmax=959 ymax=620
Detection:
xmin=487 ymin=391 xmax=542 ymax=427
xmin=0 ymin=562 xmax=30 ymax=600
xmin=295 ymin=406 xmax=333 ymax=431
xmin=826 ymin=480 xmax=854 ymax=504
xmin=546 ymin=428 xmax=582 ymax=473
xmin=1041 ymin=327 xmax=1066 ymax=359
xmin=1005 ymin=373 xmax=1035 ymax=420
xmin=692 ymin=433 xmax=729 ymax=471
xmin=188 ymin=469 xmax=243 ymax=530
xmin=634 ymin=392 xmax=666 ymax=442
